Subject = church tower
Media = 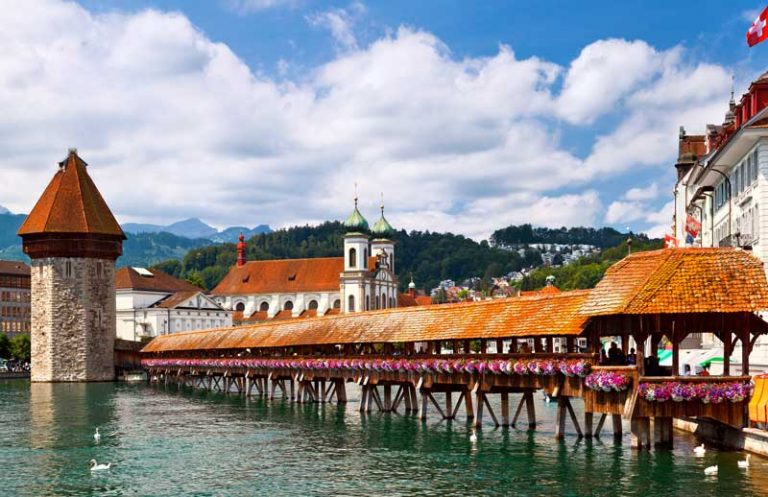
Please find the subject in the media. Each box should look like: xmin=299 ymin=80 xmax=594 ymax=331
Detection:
xmin=370 ymin=197 xmax=398 ymax=309
xmin=340 ymin=196 xmax=369 ymax=313
xmin=18 ymin=150 xmax=125 ymax=382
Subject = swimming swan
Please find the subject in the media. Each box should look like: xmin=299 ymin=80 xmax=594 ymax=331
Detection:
xmin=693 ymin=444 xmax=705 ymax=456
xmin=738 ymin=454 xmax=751 ymax=469
xmin=704 ymin=465 xmax=718 ymax=476
xmin=89 ymin=459 xmax=111 ymax=471
xmin=93 ymin=428 xmax=101 ymax=443
xmin=469 ymin=430 xmax=478 ymax=443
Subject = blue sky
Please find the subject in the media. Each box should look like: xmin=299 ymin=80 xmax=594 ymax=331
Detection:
xmin=3 ymin=0 xmax=768 ymax=239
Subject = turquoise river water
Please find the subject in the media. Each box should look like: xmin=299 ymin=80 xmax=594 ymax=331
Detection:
xmin=1 ymin=379 xmax=767 ymax=496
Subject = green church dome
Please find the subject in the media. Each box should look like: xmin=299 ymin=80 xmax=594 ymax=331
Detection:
xmin=371 ymin=207 xmax=394 ymax=237
xmin=343 ymin=198 xmax=369 ymax=232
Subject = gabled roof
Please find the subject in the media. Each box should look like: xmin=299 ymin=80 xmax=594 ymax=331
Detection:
xmin=116 ymin=267 xmax=200 ymax=293
xmin=18 ymin=150 xmax=125 ymax=238
xmin=211 ymin=257 xmax=344 ymax=295
xmin=142 ymin=290 xmax=591 ymax=352
xmin=0 ymin=260 xmax=30 ymax=277
xmin=580 ymin=248 xmax=768 ymax=316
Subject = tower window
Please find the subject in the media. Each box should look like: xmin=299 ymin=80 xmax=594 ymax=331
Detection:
xmin=363 ymin=249 xmax=368 ymax=268
xmin=348 ymin=295 xmax=355 ymax=312
xmin=349 ymin=248 xmax=357 ymax=268
xmin=381 ymin=293 xmax=387 ymax=309
xmin=65 ymin=261 xmax=73 ymax=279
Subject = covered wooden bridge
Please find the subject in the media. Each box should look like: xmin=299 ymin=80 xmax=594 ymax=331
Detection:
xmin=141 ymin=248 xmax=768 ymax=448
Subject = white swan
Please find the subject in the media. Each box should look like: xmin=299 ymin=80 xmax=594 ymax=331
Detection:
xmin=469 ymin=430 xmax=478 ymax=443
xmin=93 ymin=428 xmax=101 ymax=444
xmin=693 ymin=444 xmax=705 ymax=456
xmin=89 ymin=459 xmax=111 ymax=471
xmin=704 ymin=465 xmax=718 ymax=476
xmin=739 ymin=454 xmax=751 ymax=469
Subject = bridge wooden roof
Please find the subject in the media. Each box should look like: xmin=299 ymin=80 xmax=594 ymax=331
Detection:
xmin=142 ymin=290 xmax=591 ymax=353
xmin=580 ymin=248 xmax=768 ymax=316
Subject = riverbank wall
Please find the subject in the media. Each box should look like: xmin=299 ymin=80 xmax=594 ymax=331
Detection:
xmin=674 ymin=417 xmax=768 ymax=456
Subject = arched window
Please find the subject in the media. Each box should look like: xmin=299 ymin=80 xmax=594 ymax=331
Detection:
xmin=234 ymin=302 xmax=245 ymax=312
xmin=348 ymin=295 xmax=355 ymax=312
xmin=365 ymin=296 xmax=370 ymax=310
xmin=284 ymin=301 xmax=294 ymax=311
xmin=308 ymin=300 xmax=319 ymax=310
xmin=259 ymin=301 xmax=269 ymax=312
xmin=376 ymin=295 xmax=380 ymax=309
xmin=381 ymin=293 xmax=387 ymax=309
xmin=389 ymin=296 xmax=395 ymax=308
xmin=349 ymin=248 xmax=357 ymax=268
xmin=364 ymin=248 xmax=368 ymax=268
xmin=333 ymin=299 xmax=341 ymax=309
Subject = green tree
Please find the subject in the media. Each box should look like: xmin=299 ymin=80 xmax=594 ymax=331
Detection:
xmin=185 ymin=271 xmax=207 ymax=290
xmin=151 ymin=259 xmax=182 ymax=278
xmin=0 ymin=333 xmax=10 ymax=359
xmin=9 ymin=334 xmax=30 ymax=362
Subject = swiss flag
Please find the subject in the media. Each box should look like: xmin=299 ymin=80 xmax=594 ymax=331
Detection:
xmin=748 ymin=7 xmax=768 ymax=47
xmin=664 ymin=234 xmax=678 ymax=249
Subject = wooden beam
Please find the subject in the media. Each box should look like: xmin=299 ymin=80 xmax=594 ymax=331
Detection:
xmin=594 ymin=413 xmax=607 ymax=438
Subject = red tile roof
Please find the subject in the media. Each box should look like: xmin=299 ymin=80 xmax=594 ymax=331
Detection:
xmin=581 ymin=248 xmax=768 ymax=316
xmin=0 ymin=260 xmax=30 ymax=276
xmin=211 ymin=257 xmax=344 ymax=295
xmin=152 ymin=291 xmax=201 ymax=309
xmin=116 ymin=267 xmax=200 ymax=293
xmin=18 ymin=150 xmax=125 ymax=238
xmin=142 ymin=290 xmax=591 ymax=352
xmin=398 ymin=293 xmax=433 ymax=307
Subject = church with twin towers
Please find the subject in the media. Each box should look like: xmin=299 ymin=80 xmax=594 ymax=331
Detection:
xmin=210 ymin=195 xmax=401 ymax=322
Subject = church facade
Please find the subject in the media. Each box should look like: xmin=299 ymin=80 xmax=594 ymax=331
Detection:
xmin=211 ymin=199 xmax=399 ymax=321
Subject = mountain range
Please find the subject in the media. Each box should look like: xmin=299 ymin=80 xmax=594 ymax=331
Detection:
xmin=122 ymin=217 xmax=272 ymax=241
xmin=0 ymin=210 xmax=271 ymax=267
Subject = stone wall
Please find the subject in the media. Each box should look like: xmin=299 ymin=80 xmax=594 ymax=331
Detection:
xmin=31 ymin=257 xmax=115 ymax=382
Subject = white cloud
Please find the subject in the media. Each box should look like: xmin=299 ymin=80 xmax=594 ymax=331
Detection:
xmin=307 ymin=2 xmax=365 ymax=51
xmin=0 ymin=2 xmax=738 ymax=241
xmin=557 ymin=39 xmax=664 ymax=125
xmin=605 ymin=201 xmax=644 ymax=224
xmin=224 ymin=0 xmax=296 ymax=14
xmin=624 ymin=182 xmax=660 ymax=201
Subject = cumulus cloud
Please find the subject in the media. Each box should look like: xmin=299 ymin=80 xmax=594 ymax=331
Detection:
xmin=624 ymin=182 xmax=660 ymax=201
xmin=0 ymin=1 xmax=736 ymax=240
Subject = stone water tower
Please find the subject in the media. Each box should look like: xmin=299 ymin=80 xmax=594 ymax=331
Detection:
xmin=18 ymin=150 xmax=125 ymax=382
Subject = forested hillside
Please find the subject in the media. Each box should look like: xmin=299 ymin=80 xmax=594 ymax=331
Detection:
xmin=491 ymin=224 xmax=650 ymax=248
xmin=152 ymin=222 xmax=542 ymax=291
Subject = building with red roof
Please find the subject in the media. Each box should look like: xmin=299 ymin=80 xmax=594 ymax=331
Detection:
xmin=211 ymin=198 xmax=421 ymax=324
xmin=115 ymin=267 xmax=231 ymax=341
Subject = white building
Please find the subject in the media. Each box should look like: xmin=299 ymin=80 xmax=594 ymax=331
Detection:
xmin=115 ymin=267 xmax=231 ymax=341
xmin=211 ymin=198 xmax=399 ymax=321
xmin=674 ymin=71 xmax=768 ymax=371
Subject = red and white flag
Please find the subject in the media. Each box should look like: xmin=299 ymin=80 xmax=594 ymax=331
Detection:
xmin=748 ymin=7 xmax=768 ymax=47
xmin=664 ymin=234 xmax=678 ymax=249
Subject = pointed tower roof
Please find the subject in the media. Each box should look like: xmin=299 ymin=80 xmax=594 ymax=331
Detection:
xmin=343 ymin=195 xmax=369 ymax=233
xmin=371 ymin=194 xmax=394 ymax=238
xmin=18 ymin=149 xmax=125 ymax=238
